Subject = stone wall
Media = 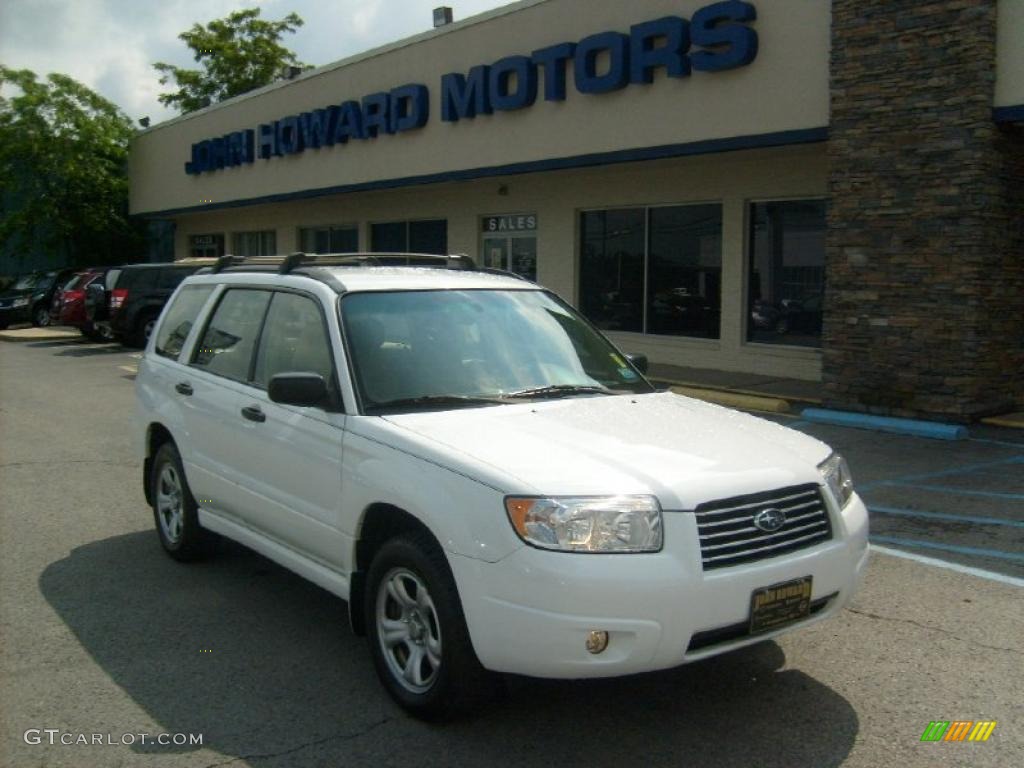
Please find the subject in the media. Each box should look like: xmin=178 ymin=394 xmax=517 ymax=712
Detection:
xmin=824 ymin=0 xmax=1024 ymax=420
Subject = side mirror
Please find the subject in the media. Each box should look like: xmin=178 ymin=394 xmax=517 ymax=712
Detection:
xmin=626 ymin=353 xmax=648 ymax=374
xmin=268 ymin=372 xmax=329 ymax=407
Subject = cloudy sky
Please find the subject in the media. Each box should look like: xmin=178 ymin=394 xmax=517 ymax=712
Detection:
xmin=0 ymin=0 xmax=510 ymax=125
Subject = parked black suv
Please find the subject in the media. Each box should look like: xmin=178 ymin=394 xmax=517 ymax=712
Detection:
xmin=0 ymin=269 xmax=76 ymax=329
xmin=97 ymin=261 xmax=215 ymax=347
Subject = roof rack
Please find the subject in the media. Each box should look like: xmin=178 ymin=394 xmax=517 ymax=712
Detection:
xmin=277 ymin=252 xmax=478 ymax=274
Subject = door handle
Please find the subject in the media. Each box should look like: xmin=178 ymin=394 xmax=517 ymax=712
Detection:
xmin=241 ymin=405 xmax=266 ymax=423
xmin=175 ymin=381 xmax=193 ymax=396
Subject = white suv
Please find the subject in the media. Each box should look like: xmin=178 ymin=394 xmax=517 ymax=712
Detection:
xmin=136 ymin=253 xmax=869 ymax=718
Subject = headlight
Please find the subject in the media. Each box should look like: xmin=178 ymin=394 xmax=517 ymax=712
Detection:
xmin=12 ymin=298 xmax=29 ymax=307
xmin=819 ymin=453 xmax=854 ymax=508
xmin=505 ymin=495 xmax=662 ymax=553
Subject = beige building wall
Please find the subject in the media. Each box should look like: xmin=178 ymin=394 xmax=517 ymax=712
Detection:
xmin=130 ymin=0 xmax=830 ymax=215
xmin=172 ymin=143 xmax=826 ymax=381
xmin=996 ymin=0 xmax=1024 ymax=108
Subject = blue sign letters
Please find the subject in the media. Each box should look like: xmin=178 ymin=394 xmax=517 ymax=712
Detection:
xmin=184 ymin=1 xmax=757 ymax=175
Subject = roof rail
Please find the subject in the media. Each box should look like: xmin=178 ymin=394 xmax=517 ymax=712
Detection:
xmin=277 ymin=252 xmax=478 ymax=274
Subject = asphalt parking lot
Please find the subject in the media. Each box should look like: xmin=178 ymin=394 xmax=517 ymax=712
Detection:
xmin=1 ymin=336 xmax=1022 ymax=768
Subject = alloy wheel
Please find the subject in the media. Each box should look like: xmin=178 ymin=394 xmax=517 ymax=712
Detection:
xmin=375 ymin=567 xmax=443 ymax=693
xmin=155 ymin=464 xmax=184 ymax=544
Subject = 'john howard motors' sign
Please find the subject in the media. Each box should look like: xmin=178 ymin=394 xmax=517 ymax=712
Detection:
xmin=184 ymin=1 xmax=758 ymax=175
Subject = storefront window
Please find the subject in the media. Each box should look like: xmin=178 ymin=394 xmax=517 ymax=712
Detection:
xmin=371 ymin=219 xmax=447 ymax=254
xmin=747 ymin=200 xmax=826 ymax=348
xmin=579 ymin=205 xmax=722 ymax=338
xmin=298 ymin=226 xmax=358 ymax=254
xmin=647 ymin=205 xmax=722 ymax=338
xmin=232 ymin=230 xmax=277 ymax=257
xmin=579 ymin=209 xmax=645 ymax=332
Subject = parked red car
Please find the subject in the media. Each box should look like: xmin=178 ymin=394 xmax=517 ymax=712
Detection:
xmin=50 ymin=267 xmax=120 ymax=340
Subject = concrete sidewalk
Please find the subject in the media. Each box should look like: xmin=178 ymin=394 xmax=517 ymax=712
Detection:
xmin=0 ymin=326 xmax=83 ymax=343
xmin=648 ymin=362 xmax=1024 ymax=429
xmin=647 ymin=361 xmax=824 ymax=414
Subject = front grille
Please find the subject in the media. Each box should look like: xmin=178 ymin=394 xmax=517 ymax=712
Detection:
xmin=695 ymin=483 xmax=832 ymax=570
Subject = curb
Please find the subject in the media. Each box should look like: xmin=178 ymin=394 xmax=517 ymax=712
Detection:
xmin=0 ymin=328 xmax=82 ymax=343
xmin=670 ymin=385 xmax=791 ymax=414
xmin=980 ymin=413 xmax=1024 ymax=430
xmin=658 ymin=379 xmax=824 ymax=406
xmin=801 ymin=407 xmax=968 ymax=441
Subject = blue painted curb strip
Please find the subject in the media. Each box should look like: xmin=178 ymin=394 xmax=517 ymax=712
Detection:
xmin=801 ymin=408 xmax=968 ymax=441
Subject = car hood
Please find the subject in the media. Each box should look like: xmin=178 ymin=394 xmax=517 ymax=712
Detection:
xmin=0 ymin=288 xmax=32 ymax=300
xmin=382 ymin=391 xmax=832 ymax=509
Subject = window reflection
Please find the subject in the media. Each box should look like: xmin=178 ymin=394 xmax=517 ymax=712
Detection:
xmin=579 ymin=204 xmax=723 ymax=339
xmin=748 ymin=200 xmax=826 ymax=348
xmin=647 ymin=205 xmax=722 ymax=339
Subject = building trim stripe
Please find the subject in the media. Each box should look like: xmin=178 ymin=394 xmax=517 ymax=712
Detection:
xmin=135 ymin=127 xmax=830 ymax=219
xmin=993 ymin=104 xmax=1024 ymax=122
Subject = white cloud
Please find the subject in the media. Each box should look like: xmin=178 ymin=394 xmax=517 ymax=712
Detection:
xmin=0 ymin=0 xmax=512 ymax=124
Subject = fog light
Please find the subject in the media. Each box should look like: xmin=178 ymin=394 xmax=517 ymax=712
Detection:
xmin=585 ymin=630 xmax=609 ymax=654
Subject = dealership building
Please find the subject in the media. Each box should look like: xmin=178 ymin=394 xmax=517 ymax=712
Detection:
xmin=129 ymin=0 xmax=1024 ymax=421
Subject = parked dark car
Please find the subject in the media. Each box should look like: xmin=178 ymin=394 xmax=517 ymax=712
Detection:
xmin=0 ymin=269 xmax=75 ymax=329
xmin=51 ymin=267 xmax=123 ymax=340
xmin=104 ymin=261 xmax=214 ymax=347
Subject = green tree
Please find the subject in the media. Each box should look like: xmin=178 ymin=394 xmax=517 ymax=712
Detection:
xmin=155 ymin=8 xmax=309 ymax=114
xmin=0 ymin=66 xmax=144 ymax=270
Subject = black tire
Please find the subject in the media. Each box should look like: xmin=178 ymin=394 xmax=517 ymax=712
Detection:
xmin=150 ymin=442 xmax=210 ymax=561
xmin=128 ymin=311 xmax=159 ymax=348
xmin=365 ymin=532 xmax=502 ymax=720
xmin=32 ymin=303 xmax=50 ymax=327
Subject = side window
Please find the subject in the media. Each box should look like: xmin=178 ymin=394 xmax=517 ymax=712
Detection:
xmin=154 ymin=285 xmax=215 ymax=360
xmin=129 ymin=268 xmax=158 ymax=290
xmin=157 ymin=268 xmax=192 ymax=290
xmin=191 ymin=289 xmax=272 ymax=383
xmin=253 ymin=292 xmax=334 ymax=388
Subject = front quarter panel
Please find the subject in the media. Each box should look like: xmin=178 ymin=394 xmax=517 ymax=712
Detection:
xmin=341 ymin=421 xmax=524 ymax=564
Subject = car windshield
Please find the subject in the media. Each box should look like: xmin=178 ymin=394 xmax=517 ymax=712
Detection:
xmin=341 ymin=289 xmax=654 ymax=413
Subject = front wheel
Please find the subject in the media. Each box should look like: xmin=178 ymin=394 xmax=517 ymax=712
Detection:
xmin=365 ymin=533 xmax=501 ymax=719
xmin=150 ymin=442 xmax=210 ymax=561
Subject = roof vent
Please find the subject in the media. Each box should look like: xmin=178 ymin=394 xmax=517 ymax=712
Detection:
xmin=433 ymin=6 xmax=453 ymax=28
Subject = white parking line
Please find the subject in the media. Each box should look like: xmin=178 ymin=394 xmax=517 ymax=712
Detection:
xmin=119 ymin=365 xmax=138 ymax=374
xmin=871 ymin=544 xmax=1024 ymax=587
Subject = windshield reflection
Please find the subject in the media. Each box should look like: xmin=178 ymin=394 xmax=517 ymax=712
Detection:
xmin=341 ymin=289 xmax=653 ymax=413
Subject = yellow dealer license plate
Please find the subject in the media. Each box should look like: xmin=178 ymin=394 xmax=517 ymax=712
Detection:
xmin=749 ymin=577 xmax=813 ymax=634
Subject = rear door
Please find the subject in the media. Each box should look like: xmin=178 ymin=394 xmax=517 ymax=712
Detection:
xmin=181 ymin=287 xmax=273 ymax=524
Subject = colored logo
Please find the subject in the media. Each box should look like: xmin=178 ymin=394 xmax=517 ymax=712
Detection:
xmin=920 ymin=721 xmax=997 ymax=742
xmin=753 ymin=508 xmax=786 ymax=533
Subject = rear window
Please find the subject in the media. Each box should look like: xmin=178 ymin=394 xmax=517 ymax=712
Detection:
xmin=105 ymin=269 xmax=122 ymax=290
xmin=154 ymin=285 xmax=216 ymax=360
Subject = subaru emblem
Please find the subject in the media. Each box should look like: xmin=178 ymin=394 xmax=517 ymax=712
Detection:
xmin=753 ymin=508 xmax=786 ymax=533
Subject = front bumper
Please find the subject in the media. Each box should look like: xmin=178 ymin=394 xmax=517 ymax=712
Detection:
xmin=450 ymin=493 xmax=869 ymax=678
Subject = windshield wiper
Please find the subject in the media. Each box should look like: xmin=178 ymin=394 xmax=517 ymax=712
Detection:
xmin=505 ymin=384 xmax=618 ymax=400
xmin=368 ymin=394 xmax=511 ymax=413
